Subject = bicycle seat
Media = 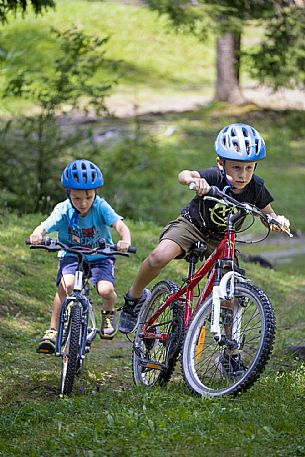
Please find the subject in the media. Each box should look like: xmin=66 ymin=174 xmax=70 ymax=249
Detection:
xmin=185 ymin=241 xmax=207 ymax=263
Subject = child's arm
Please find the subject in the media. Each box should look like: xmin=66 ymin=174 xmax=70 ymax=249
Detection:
xmin=178 ymin=170 xmax=210 ymax=195
xmin=112 ymin=220 xmax=131 ymax=251
xmin=29 ymin=224 xmax=46 ymax=244
xmin=261 ymin=204 xmax=290 ymax=233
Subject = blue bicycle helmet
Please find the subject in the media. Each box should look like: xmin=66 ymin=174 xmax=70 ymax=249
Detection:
xmin=61 ymin=160 xmax=103 ymax=189
xmin=214 ymin=123 xmax=266 ymax=161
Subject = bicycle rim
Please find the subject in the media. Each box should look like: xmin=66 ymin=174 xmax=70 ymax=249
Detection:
xmin=60 ymin=303 xmax=82 ymax=396
xmin=133 ymin=280 xmax=183 ymax=387
xmin=182 ymin=282 xmax=276 ymax=397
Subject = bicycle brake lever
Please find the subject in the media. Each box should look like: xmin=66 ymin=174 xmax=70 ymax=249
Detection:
xmin=280 ymin=227 xmax=293 ymax=238
xmin=203 ymin=196 xmax=235 ymax=209
xmin=203 ymin=196 xmax=225 ymax=203
xmin=267 ymin=216 xmax=293 ymax=238
xmin=102 ymin=248 xmax=130 ymax=257
xmin=30 ymin=244 xmax=61 ymax=252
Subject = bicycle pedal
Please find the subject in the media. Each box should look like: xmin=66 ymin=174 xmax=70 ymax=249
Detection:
xmin=140 ymin=359 xmax=165 ymax=370
xmin=100 ymin=333 xmax=116 ymax=340
xmin=36 ymin=347 xmax=54 ymax=355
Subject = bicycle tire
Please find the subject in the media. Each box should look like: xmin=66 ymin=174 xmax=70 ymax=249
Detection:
xmin=182 ymin=282 xmax=276 ymax=397
xmin=60 ymin=302 xmax=82 ymax=396
xmin=133 ymin=280 xmax=184 ymax=387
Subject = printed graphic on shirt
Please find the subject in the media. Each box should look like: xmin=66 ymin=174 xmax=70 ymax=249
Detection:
xmin=68 ymin=225 xmax=97 ymax=248
xmin=209 ymin=204 xmax=238 ymax=227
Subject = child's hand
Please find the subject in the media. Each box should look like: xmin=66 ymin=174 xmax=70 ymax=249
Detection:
xmin=29 ymin=233 xmax=43 ymax=244
xmin=271 ymin=215 xmax=290 ymax=233
xmin=116 ymin=240 xmax=131 ymax=252
xmin=189 ymin=178 xmax=210 ymax=196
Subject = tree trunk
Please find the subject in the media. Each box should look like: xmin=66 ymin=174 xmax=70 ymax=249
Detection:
xmin=215 ymin=32 xmax=246 ymax=104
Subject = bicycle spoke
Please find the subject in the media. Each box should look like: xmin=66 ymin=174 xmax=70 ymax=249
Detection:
xmin=182 ymin=283 xmax=276 ymax=396
xmin=133 ymin=281 xmax=184 ymax=387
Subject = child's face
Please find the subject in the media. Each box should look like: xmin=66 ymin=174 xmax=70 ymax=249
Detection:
xmin=69 ymin=189 xmax=96 ymax=216
xmin=218 ymin=158 xmax=257 ymax=192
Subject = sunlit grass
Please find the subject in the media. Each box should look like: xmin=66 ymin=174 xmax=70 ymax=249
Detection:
xmin=0 ymin=0 xmax=215 ymax=117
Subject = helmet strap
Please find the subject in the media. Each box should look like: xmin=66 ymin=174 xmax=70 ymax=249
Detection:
xmin=217 ymin=157 xmax=234 ymax=192
xmin=222 ymin=170 xmax=234 ymax=193
xmin=65 ymin=189 xmax=98 ymax=229
xmin=66 ymin=190 xmax=79 ymax=228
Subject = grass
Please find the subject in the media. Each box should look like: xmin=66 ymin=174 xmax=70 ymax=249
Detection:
xmin=0 ymin=0 xmax=215 ymax=115
xmin=0 ymin=213 xmax=304 ymax=457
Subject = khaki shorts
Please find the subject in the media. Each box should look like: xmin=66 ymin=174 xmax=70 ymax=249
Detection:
xmin=159 ymin=216 xmax=220 ymax=259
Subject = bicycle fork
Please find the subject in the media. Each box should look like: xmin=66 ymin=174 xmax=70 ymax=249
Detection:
xmin=210 ymin=269 xmax=245 ymax=344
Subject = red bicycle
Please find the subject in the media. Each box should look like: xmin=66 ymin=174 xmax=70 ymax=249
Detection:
xmin=132 ymin=186 xmax=292 ymax=397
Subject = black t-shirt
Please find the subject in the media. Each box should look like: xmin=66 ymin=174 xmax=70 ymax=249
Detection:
xmin=181 ymin=167 xmax=273 ymax=236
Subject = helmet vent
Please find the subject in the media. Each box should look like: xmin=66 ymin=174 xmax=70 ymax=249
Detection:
xmin=242 ymin=127 xmax=249 ymax=137
xmin=233 ymin=141 xmax=239 ymax=151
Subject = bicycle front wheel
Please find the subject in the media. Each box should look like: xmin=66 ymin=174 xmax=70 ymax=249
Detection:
xmin=60 ymin=302 xmax=82 ymax=396
xmin=182 ymin=282 xmax=276 ymax=397
xmin=133 ymin=280 xmax=183 ymax=387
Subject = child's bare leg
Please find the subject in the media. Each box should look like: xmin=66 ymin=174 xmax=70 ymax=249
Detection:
xmin=49 ymin=274 xmax=75 ymax=330
xmin=118 ymin=239 xmax=183 ymax=334
xmin=97 ymin=280 xmax=117 ymax=339
xmin=130 ymin=239 xmax=183 ymax=298
xmin=97 ymin=280 xmax=117 ymax=312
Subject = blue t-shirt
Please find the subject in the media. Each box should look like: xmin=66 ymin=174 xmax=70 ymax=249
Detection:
xmin=41 ymin=196 xmax=122 ymax=261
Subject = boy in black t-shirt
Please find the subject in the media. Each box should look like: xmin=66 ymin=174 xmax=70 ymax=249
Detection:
xmin=118 ymin=123 xmax=290 ymax=336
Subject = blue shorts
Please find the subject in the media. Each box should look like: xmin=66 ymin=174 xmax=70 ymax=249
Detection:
xmin=56 ymin=256 xmax=115 ymax=288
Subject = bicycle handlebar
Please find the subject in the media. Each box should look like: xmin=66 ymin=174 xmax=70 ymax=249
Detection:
xmin=25 ymin=237 xmax=137 ymax=255
xmin=188 ymin=183 xmax=292 ymax=237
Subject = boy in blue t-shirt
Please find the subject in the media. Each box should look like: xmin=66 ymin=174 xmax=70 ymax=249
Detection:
xmin=30 ymin=159 xmax=131 ymax=353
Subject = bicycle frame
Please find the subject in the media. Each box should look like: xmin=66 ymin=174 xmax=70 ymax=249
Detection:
xmin=26 ymin=236 xmax=136 ymax=396
xmin=140 ymin=210 xmax=244 ymax=342
xmin=55 ymin=257 xmax=97 ymax=359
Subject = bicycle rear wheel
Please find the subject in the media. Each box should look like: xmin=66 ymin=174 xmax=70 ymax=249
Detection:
xmin=182 ymin=282 xmax=276 ymax=397
xmin=60 ymin=302 xmax=82 ymax=396
xmin=133 ymin=280 xmax=184 ymax=387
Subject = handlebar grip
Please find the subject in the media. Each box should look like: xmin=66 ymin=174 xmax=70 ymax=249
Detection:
xmin=205 ymin=186 xmax=223 ymax=197
xmin=25 ymin=237 xmax=52 ymax=246
xmin=112 ymin=244 xmax=137 ymax=254
xmin=188 ymin=183 xmax=223 ymax=198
